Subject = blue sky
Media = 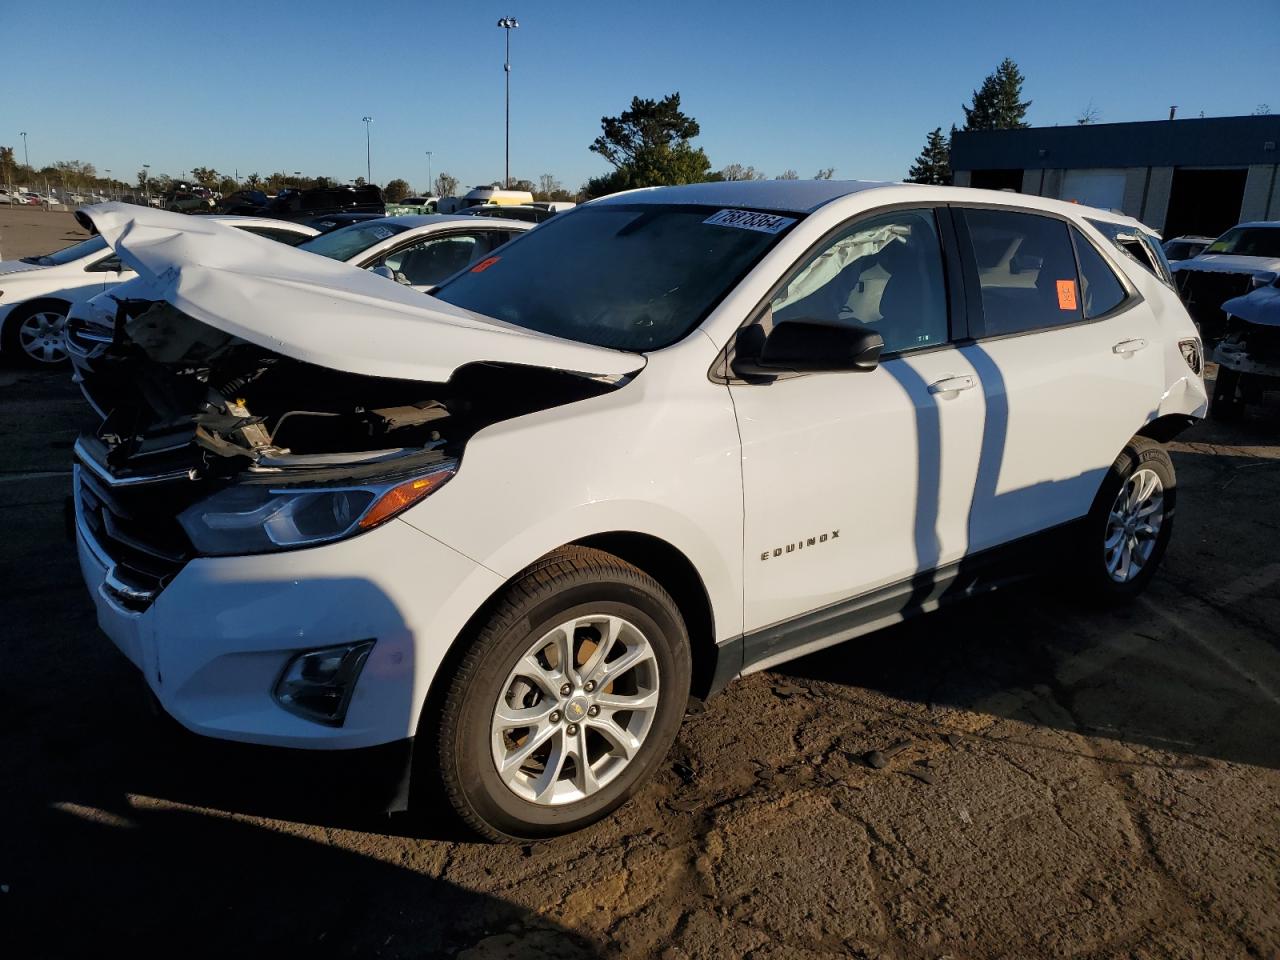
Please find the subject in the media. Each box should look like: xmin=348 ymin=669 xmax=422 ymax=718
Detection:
xmin=5 ymin=0 xmax=1278 ymax=193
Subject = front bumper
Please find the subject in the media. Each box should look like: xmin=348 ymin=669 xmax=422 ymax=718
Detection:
xmin=76 ymin=488 xmax=504 ymax=751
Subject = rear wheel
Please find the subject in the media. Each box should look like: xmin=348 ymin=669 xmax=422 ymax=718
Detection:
xmin=1077 ymin=438 xmax=1176 ymax=601
xmin=435 ymin=546 xmax=691 ymax=841
xmin=3 ymin=301 xmax=71 ymax=366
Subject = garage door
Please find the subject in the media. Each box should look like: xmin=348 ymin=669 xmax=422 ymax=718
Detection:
xmin=1061 ymin=169 xmax=1126 ymax=211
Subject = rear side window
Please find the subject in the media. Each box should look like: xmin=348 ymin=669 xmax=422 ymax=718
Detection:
xmin=1071 ymin=229 xmax=1128 ymax=318
xmin=962 ymin=209 xmax=1082 ymax=336
xmin=238 ymin=225 xmax=312 ymax=246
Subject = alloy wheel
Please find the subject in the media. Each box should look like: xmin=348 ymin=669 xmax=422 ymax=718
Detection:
xmin=490 ymin=614 xmax=660 ymax=806
xmin=1104 ymin=467 xmax=1164 ymax=583
xmin=18 ymin=310 xmax=69 ymax=364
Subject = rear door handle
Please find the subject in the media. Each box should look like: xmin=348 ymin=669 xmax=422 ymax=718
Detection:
xmin=1112 ymin=338 xmax=1148 ymax=355
xmin=928 ymin=375 xmax=976 ymax=395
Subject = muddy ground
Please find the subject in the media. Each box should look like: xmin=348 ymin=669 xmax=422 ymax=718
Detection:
xmin=0 ymin=212 xmax=1277 ymax=959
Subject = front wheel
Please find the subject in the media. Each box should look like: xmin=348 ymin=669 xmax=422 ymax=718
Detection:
xmin=1077 ymin=438 xmax=1176 ymax=601
xmin=3 ymin=301 xmax=71 ymax=366
xmin=435 ymin=546 xmax=691 ymax=841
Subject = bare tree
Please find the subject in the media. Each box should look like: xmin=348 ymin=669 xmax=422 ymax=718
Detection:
xmin=1077 ymin=100 xmax=1101 ymax=125
xmin=813 ymin=168 xmax=835 ymax=180
xmin=776 ymin=169 xmax=799 ymax=180
xmin=1255 ymin=104 xmax=1273 ymax=115
xmin=719 ymin=163 xmax=765 ymax=181
xmin=434 ymin=172 xmax=460 ymax=198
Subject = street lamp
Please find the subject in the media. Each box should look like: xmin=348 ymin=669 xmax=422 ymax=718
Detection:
xmin=105 ymin=169 xmax=112 ymax=200
xmin=496 ymin=17 xmax=519 ymax=189
xmin=362 ymin=116 xmax=373 ymax=183
xmin=425 ymin=151 xmax=433 ymax=194
xmin=143 ymin=164 xmax=150 ymax=202
xmin=19 ymin=131 xmax=28 ymax=172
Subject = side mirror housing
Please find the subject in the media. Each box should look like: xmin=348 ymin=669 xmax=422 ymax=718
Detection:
xmin=732 ymin=319 xmax=884 ymax=377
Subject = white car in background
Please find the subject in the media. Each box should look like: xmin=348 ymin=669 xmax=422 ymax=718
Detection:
xmin=0 ymin=214 xmax=317 ymax=366
xmin=70 ymin=186 xmax=1205 ymax=841
xmin=292 ymin=213 xmax=532 ymax=289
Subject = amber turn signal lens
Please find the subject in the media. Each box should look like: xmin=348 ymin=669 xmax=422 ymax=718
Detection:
xmin=357 ymin=468 xmax=455 ymax=530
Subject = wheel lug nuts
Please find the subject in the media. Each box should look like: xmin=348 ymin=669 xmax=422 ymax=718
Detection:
xmin=566 ymin=723 xmax=579 ymax=736
xmin=559 ymin=683 xmax=572 ymax=697
xmin=584 ymin=680 xmax=596 ymax=692
xmin=588 ymin=705 xmax=599 ymax=717
xmin=549 ymin=711 xmax=562 ymax=724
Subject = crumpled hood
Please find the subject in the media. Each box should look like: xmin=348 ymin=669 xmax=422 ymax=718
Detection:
xmin=1222 ymin=283 xmax=1280 ymax=328
xmin=1174 ymin=253 xmax=1280 ymax=277
xmin=0 ymin=259 xmax=49 ymax=277
xmin=80 ymin=202 xmax=645 ymax=383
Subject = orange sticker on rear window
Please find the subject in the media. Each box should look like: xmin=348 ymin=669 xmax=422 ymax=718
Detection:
xmin=471 ymin=256 xmax=500 ymax=273
xmin=1056 ymin=279 xmax=1078 ymax=311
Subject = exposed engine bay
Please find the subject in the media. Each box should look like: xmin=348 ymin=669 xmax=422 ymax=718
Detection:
xmin=79 ymin=297 xmax=624 ymax=484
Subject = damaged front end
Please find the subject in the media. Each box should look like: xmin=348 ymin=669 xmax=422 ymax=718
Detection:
xmin=74 ymin=294 xmax=629 ymax=612
xmin=1210 ymin=281 xmax=1280 ymax=417
xmin=69 ymin=203 xmax=644 ymax=612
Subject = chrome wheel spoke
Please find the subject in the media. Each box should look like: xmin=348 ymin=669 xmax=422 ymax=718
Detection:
xmin=593 ymin=687 xmax=659 ymax=713
xmin=498 ymin=722 xmax=558 ymax=780
xmin=588 ymin=714 xmax=642 ymax=760
xmin=494 ymin=699 xmax=557 ymax=729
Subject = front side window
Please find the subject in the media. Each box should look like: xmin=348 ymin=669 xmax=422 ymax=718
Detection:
xmin=768 ymin=209 xmax=949 ymax=354
xmin=1071 ymin=228 xmax=1128 ymax=319
xmin=963 ymin=209 xmax=1082 ymax=336
xmin=383 ymin=231 xmax=506 ymax=286
xmin=434 ymin=204 xmax=794 ymax=351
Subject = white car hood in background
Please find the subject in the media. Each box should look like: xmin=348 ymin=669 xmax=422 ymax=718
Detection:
xmin=1175 ymin=253 xmax=1280 ymax=277
xmin=0 ymin=260 xmax=50 ymax=277
xmin=82 ymin=203 xmax=645 ymax=383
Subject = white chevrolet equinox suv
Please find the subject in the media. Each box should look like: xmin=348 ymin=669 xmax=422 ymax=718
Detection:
xmin=71 ymin=185 xmax=1207 ymax=840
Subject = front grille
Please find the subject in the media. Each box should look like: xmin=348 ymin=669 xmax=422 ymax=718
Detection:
xmin=75 ymin=438 xmax=209 ymax=612
xmin=1178 ymin=270 xmax=1256 ymax=339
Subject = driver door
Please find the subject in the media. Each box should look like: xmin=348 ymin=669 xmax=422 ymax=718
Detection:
xmin=728 ymin=207 xmax=984 ymax=659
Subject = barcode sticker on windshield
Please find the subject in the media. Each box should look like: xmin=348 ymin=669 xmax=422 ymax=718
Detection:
xmin=704 ymin=209 xmax=796 ymax=234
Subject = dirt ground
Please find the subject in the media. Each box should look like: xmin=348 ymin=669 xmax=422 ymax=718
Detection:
xmin=0 ymin=206 xmax=90 ymax=262
xmin=0 ymin=213 xmax=1277 ymax=959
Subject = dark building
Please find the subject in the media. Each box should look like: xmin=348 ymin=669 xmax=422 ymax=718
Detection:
xmin=951 ymin=114 xmax=1280 ymax=239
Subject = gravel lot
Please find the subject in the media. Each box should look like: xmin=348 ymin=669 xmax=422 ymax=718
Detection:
xmin=1 ymin=209 xmax=1277 ymax=959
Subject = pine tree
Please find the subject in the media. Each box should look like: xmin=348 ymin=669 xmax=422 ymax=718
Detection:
xmin=906 ymin=128 xmax=951 ymax=184
xmin=962 ymin=58 xmax=1031 ymax=131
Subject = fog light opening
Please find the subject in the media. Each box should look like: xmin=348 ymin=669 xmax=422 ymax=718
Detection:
xmin=273 ymin=640 xmax=376 ymax=726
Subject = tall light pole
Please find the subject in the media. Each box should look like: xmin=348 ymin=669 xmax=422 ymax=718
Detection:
xmin=425 ymin=151 xmax=433 ymax=194
xmin=362 ymin=116 xmax=373 ymax=183
xmin=143 ymin=163 xmax=150 ymax=202
xmin=497 ymin=17 xmax=519 ymax=188
xmin=105 ymin=169 xmax=112 ymax=200
xmin=19 ymin=131 xmax=29 ymax=171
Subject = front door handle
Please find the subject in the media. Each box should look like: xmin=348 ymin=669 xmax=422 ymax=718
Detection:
xmin=928 ymin=375 xmax=976 ymax=395
xmin=1112 ymin=338 xmax=1148 ymax=355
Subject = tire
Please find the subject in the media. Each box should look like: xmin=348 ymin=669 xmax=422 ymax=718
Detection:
xmin=1210 ymin=367 xmax=1243 ymax=420
xmin=1077 ymin=437 xmax=1176 ymax=601
xmin=3 ymin=300 xmax=71 ymax=367
xmin=435 ymin=545 xmax=691 ymax=841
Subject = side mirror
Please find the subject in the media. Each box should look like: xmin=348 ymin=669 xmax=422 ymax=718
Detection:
xmin=370 ymin=264 xmax=396 ymax=281
xmin=732 ymin=319 xmax=884 ymax=377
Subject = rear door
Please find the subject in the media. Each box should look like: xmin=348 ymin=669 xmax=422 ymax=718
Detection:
xmin=953 ymin=206 xmax=1165 ymax=551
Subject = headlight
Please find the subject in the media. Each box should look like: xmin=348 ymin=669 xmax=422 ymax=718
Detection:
xmin=178 ymin=462 xmax=456 ymax=555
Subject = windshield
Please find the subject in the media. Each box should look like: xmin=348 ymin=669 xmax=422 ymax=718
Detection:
xmin=433 ymin=204 xmax=797 ymax=351
xmin=1164 ymin=241 xmax=1204 ymax=260
xmin=296 ymin=221 xmax=410 ymax=262
xmin=22 ymin=234 xmax=109 ymax=266
xmin=1206 ymin=227 xmax=1280 ymax=258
